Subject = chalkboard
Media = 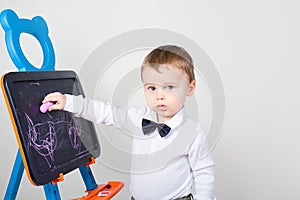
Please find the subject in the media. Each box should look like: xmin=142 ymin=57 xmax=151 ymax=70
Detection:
xmin=1 ymin=71 xmax=100 ymax=186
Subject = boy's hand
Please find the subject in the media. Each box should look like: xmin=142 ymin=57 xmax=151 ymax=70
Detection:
xmin=42 ymin=92 xmax=66 ymax=111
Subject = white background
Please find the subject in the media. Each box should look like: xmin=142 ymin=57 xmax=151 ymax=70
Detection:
xmin=0 ymin=1 xmax=300 ymax=199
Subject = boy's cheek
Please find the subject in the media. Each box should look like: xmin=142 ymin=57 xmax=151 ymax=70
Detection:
xmin=145 ymin=97 xmax=155 ymax=107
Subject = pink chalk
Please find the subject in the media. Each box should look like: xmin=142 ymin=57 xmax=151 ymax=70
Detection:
xmin=40 ymin=102 xmax=54 ymax=113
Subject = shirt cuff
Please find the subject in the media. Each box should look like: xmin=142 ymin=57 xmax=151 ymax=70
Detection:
xmin=63 ymin=94 xmax=83 ymax=114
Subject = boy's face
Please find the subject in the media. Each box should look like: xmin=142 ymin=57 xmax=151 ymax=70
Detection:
xmin=142 ymin=65 xmax=196 ymax=122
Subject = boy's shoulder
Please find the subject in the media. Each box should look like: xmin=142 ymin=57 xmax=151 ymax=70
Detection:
xmin=184 ymin=116 xmax=206 ymax=133
xmin=182 ymin=117 xmax=208 ymax=144
xmin=117 ymin=105 xmax=150 ymax=126
xmin=127 ymin=105 xmax=150 ymax=118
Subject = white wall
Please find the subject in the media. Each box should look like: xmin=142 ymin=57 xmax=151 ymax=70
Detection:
xmin=1 ymin=0 xmax=300 ymax=199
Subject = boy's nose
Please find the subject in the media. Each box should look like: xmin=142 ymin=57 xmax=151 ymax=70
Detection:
xmin=156 ymin=90 xmax=165 ymax=100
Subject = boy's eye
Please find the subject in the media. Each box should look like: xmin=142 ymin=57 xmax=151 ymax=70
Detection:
xmin=148 ymin=86 xmax=156 ymax=91
xmin=166 ymin=85 xmax=174 ymax=90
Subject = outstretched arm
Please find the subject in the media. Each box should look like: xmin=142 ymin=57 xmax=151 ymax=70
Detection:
xmin=42 ymin=92 xmax=147 ymax=132
xmin=42 ymin=92 xmax=114 ymax=125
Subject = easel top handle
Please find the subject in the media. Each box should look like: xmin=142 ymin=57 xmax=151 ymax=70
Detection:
xmin=0 ymin=9 xmax=55 ymax=71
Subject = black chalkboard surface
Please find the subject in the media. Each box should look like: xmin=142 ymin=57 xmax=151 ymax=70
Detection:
xmin=2 ymin=71 xmax=100 ymax=186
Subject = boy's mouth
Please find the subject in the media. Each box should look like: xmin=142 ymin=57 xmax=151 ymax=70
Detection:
xmin=157 ymin=104 xmax=167 ymax=111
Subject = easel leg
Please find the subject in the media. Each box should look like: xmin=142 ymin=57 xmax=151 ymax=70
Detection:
xmin=79 ymin=166 xmax=98 ymax=191
xmin=43 ymin=183 xmax=61 ymax=200
xmin=4 ymin=149 xmax=24 ymax=200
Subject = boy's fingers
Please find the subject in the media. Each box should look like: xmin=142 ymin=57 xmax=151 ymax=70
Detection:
xmin=42 ymin=92 xmax=66 ymax=112
xmin=42 ymin=92 xmax=61 ymax=103
xmin=43 ymin=94 xmax=54 ymax=102
xmin=48 ymin=104 xmax=63 ymax=111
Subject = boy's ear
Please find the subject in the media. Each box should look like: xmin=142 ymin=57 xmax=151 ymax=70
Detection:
xmin=187 ymin=80 xmax=196 ymax=96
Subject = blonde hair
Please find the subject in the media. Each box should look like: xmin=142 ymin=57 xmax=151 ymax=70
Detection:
xmin=142 ymin=45 xmax=195 ymax=83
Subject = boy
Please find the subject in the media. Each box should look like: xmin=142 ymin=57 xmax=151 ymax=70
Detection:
xmin=43 ymin=45 xmax=216 ymax=200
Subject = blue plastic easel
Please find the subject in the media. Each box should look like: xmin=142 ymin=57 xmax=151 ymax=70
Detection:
xmin=0 ymin=9 xmax=122 ymax=200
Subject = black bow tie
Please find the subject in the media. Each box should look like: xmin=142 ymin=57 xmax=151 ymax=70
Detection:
xmin=142 ymin=118 xmax=171 ymax=137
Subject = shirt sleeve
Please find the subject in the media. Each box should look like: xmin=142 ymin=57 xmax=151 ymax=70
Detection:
xmin=64 ymin=94 xmax=115 ymax=125
xmin=188 ymin=125 xmax=216 ymax=200
xmin=63 ymin=94 xmax=148 ymax=132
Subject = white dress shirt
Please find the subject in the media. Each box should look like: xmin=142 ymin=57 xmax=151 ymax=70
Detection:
xmin=64 ymin=94 xmax=215 ymax=200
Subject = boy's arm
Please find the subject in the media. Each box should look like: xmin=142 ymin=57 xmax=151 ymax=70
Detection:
xmin=64 ymin=94 xmax=116 ymax=126
xmin=43 ymin=92 xmax=116 ymax=125
xmin=188 ymin=127 xmax=216 ymax=200
xmin=43 ymin=92 xmax=147 ymax=132
xmin=64 ymin=94 xmax=147 ymax=132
